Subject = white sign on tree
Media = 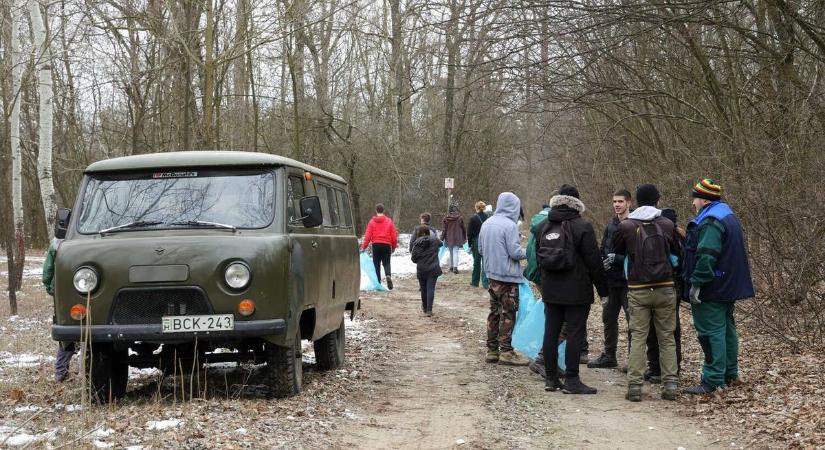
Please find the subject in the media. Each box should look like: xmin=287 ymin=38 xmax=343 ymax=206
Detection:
xmin=444 ymin=178 xmax=454 ymax=189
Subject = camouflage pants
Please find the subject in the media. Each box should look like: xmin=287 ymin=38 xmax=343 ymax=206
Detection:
xmin=487 ymin=280 xmax=519 ymax=352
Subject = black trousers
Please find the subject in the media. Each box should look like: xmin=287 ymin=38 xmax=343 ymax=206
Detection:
xmin=417 ymin=273 xmax=438 ymax=312
xmin=372 ymin=243 xmax=392 ymax=280
xmin=646 ymin=299 xmax=683 ymax=375
xmin=602 ymin=286 xmax=630 ymax=357
xmin=543 ymin=303 xmax=590 ymax=379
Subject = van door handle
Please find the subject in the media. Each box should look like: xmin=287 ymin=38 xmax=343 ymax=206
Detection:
xmin=312 ymin=241 xmax=318 ymax=249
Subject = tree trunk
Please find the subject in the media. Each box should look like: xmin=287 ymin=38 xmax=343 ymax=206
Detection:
xmin=29 ymin=0 xmax=58 ymax=241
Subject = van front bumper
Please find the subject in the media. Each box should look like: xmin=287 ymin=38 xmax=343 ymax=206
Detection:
xmin=51 ymin=319 xmax=286 ymax=342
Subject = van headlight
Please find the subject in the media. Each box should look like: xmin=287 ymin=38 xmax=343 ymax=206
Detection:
xmin=73 ymin=267 xmax=99 ymax=294
xmin=224 ymin=262 xmax=251 ymax=290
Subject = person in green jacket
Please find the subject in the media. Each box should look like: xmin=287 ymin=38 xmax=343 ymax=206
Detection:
xmin=523 ymin=204 xmax=551 ymax=286
xmin=43 ymin=238 xmax=76 ymax=382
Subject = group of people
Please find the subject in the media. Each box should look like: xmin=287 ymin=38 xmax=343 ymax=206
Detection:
xmin=479 ymin=179 xmax=754 ymax=400
xmin=362 ymin=178 xmax=753 ymax=400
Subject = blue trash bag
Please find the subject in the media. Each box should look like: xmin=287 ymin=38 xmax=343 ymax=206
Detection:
xmin=359 ymin=251 xmax=386 ymax=291
xmin=438 ymin=242 xmax=446 ymax=262
xmin=463 ymin=242 xmax=471 ymax=254
xmin=512 ymin=282 xmax=566 ymax=371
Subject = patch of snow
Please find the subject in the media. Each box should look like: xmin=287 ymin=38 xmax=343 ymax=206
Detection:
xmin=0 ymin=426 xmax=58 ymax=447
xmin=64 ymin=404 xmax=83 ymax=412
xmin=0 ymin=351 xmax=55 ymax=368
xmin=128 ymin=367 xmax=162 ymax=380
xmin=146 ymin=419 xmax=183 ymax=430
xmin=14 ymin=405 xmax=41 ymax=413
xmin=94 ymin=440 xmax=114 ymax=448
xmin=345 ymin=316 xmax=374 ymax=343
xmin=235 ymin=428 xmax=248 ymax=435
xmin=125 ymin=446 xmax=144 ymax=450
xmin=92 ymin=427 xmax=115 ymax=438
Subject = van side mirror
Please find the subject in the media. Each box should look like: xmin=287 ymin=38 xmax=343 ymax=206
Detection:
xmin=299 ymin=196 xmax=323 ymax=228
xmin=55 ymin=208 xmax=72 ymax=239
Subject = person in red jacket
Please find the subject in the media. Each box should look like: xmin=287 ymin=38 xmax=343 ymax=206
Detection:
xmin=361 ymin=203 xmax=399 ymax=289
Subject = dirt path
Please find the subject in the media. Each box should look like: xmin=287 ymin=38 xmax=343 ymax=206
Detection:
xmin=338 ymin=276 xmax=737 ymax=449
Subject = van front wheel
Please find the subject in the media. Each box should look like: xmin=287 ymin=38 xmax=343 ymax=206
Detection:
xmin=265 ymin=329 xmax=302 ymax=398
xmin=84 ymin=344 xmax=128 ymax=404
xmin=314 ymin=318 xmax=345 ymax=370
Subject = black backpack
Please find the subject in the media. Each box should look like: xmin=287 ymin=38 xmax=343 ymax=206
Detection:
xmin=537 ymin=220 xmax=575 ymax=272
xmin=630 ymin=219 xmax=673 ymax=283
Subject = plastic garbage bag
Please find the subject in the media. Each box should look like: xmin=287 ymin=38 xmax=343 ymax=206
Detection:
xmin=512 ymin=281 xmax=566 ymax=371
xmin=359 ymin=251 xmax=386 ymax=291
xmin=463 ymin=242 xmax=471 ymax=254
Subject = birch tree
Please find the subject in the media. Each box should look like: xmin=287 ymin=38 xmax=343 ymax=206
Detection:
xmin=29 ymin=0 xmax=57 ymax=240
xmin=7 ymin=0 xmax=24 ymax=315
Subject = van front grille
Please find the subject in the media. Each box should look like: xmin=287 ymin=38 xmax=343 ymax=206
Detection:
xmin=111 ymin=288 xmax=212 ymax=325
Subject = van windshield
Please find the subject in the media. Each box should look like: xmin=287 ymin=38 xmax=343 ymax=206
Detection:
xmin=77 ymin=169 xmax=275 ymax=233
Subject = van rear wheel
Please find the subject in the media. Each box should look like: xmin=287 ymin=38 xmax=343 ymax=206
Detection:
xmin=85 ymin=344 xmax=129 ymax=404
xmin=314 ymin=317 xmax=345 ymax=370
xmin=265 ymin=328 xmax=302 ymax=398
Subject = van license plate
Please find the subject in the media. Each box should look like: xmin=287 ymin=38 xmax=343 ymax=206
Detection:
xmin=162 ymin=315 xmax=234 ymax=333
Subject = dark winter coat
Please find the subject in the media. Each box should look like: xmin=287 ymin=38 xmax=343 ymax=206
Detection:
xmin=441 ymin=213 xmax=467 ymax=247
xmin=411 ymin=235 xmax=443 ymax=278
xmin=409 ymin=225 xmax=438 ymax=253
xmin=600 ymin=216 xmax=627 ymax=288
xmin=538 ymin=195 xmax=609 ymax=305
xmin=466 ymin=212 xmax=487 ymax=247
xmin=613 ymin=206 xmax=681 ymax=290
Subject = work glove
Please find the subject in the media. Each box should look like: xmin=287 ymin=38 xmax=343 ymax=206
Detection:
xmin=689 ymin=286 xmax=702 ymax=305
xmin=602 ymin=253 xmax=616 ymax=271
xmin=600 ymin=296 xmax=609 ymax=307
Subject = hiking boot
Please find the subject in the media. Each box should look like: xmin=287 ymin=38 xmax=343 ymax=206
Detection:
xmin=498 ymin=351 xmax=530 ymax=366
xmin=544 ymin=377 xmax=563 ymax=392
xmin=625 ymin=384 xmax=642 ymax=402
xmin=529 ymin=359 xmax=547 ymax=379
xmin=386 ymin=277 xmax=394 ymax=290
xmin=425 ymin=311 xmax=432 ymax=317
xmin=562 ymin=377 xmax=597 ymax=394
xmin=485 ymin=349 xmax=499 ymax=363
xmin=644 ymin=370 xmax=662 ymax=384
xmin=579 ymin=352 xmax=589 ymax=364
xmin=587 ymin=353 xmax=618 ymax=369
xmin=453 ymin=268 xmax=459 ymax=274
xmin=662 ymin=382 xmax=679 ymax=401
xmin=683 ymin=382 xmax=717 ymax=395
xmin=620 ymin=365 xmax=628 ymax=374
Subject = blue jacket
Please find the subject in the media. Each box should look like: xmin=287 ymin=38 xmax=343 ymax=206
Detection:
xmin=478 ymin=192 xmax=527 ymax=284
xmin=682 ymin=201 xmax=754 ymax=302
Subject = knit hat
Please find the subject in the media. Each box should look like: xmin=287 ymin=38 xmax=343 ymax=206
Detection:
xmin=661 ymin=208 xmax=678 ymax=224
xmin=691 ymin=178 xmax=722 ymax=201
xmin=558 ymin=184 xmax=580 ymax=199
xmin=635 ymin=184 xmax=660 ymax=207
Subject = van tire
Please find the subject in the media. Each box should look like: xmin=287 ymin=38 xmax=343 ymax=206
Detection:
xmin=266 ymin=328 xmax=302 ymax=398
xmin=85 ymin=344 xmax=128 ymax=404
xmin=314 ymin=318 xmax=345 ymax=370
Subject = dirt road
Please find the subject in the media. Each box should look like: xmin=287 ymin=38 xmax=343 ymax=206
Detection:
xmin=339 ymin=275 xmax=734 ymax=449
xmin=0 ymin=268 xmax=749 ymax=449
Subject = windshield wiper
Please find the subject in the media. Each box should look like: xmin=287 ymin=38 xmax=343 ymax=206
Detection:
xmin=99 ymin=220 xmax=163 ymax=235
xmin=168 ymin=220 xmax=237 ymax=231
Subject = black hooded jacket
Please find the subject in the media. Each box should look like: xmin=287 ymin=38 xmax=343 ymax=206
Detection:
xmin=411 ymin=235 xmax=443 ymax=278
xmin=538 ymin=195 xmax=609 ymax=305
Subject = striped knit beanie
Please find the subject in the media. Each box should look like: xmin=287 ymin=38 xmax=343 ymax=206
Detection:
xmin=691 ymin=178 xmax=722 ymax=201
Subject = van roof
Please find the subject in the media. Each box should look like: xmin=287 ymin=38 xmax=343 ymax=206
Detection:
xmin=85 ymin=151 xmax=346 ymax=183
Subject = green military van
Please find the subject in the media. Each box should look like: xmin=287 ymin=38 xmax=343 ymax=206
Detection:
xmin=51 ymin=151 xmax=360 ymax=402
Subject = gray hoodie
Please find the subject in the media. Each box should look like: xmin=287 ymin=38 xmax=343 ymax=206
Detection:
xmin=478 ymin=192 xmax=527 ymax=283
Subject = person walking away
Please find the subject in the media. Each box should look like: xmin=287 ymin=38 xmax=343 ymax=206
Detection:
xmin=409 ymin=212 xmax=438 ymax=253
xmin=537 ymin=184 xmax=608 ymax=394
xmin=442 ymin=205 xmax=467 ymax=274
xmin=411 ymin=225 xmax=443 ymax=316
xmin=644 ymin=207 xmax=685 ymax=383
xmin=361 ymin=203 xmax=399 ymax=290
xmin=682 ymin=179 xmax=754 ymax=394
xmin=589 ymin=190 xmax=633 ymax=369
xmin=467 ymin=201 xmax=489 ymax=288
xmin=43 ymin=237 xmax=76 ymax=382
xmin=613 ymin=184 xmax=682 ymax=402
xmin=478 ymin=192 xmax=530 ymax=366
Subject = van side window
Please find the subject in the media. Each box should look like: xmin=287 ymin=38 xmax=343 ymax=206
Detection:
xmin=337 ymin=190 xmax=353 ymax=228
xmin=317 ymin=183 xmax=332 ymax=226
xmin=325 ymin=186 xmax=340 ymax=226
xmin=287 ymin=176 xmax=305 ymax=225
